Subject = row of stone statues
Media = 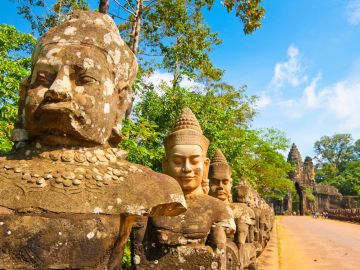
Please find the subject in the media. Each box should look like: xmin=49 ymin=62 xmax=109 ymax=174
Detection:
xmin=131 ymin=108 xmax=274 ymax=269
xmin=327 ymin=208 xmax=360 ymax=223
xmin=0 ymin=10 xmax=274 ymax=269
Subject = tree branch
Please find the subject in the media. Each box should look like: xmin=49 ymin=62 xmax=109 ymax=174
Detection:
xmin=108 ymin=11 xmax=134 ymax=22
xmin=138 ymin=52 xmax=163 ymax=57
xmin=113 ymin=0 xmax=136 ymax=16
xmin=124 ymin=0 xmax=136 ymax=13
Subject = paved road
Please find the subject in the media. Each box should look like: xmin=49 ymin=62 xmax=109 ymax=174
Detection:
xmin=276 ymin=216 xmax=360 ymax=270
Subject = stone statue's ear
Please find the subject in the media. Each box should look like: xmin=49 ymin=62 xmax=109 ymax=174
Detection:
xmin=203 ymin=157 xmax=210 ymax=182
xmin=11 ymin=76 xmax=30 ymax=144
xmin=108 ymin=84 xmax=132 ymax=147
xmin=162 ymin=158 xmax=168 ymax=174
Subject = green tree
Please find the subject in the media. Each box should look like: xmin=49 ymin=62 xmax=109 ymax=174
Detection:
xmin=314 ymin=133 xmax=359 ymax=195
xmin=0 ymin=24 xmax=36 ymax=152
xmin=314 ymin=134 xmax=356 ymax=170
xmin=326 ymin=160 xmax=360 ymax=196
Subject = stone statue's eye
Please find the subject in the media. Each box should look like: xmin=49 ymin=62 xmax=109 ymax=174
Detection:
xmin=79 ymin=74 xmax=97 ymax=84
xmin=172 ymin=157 xmax=182 ymax=165
xmin=36 ymin=71 xmax=54 ymax=87
xmin=190 ymin=157 xmax=201 ymax=164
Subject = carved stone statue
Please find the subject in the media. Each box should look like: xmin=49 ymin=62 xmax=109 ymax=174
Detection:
xmin=0 ymin=10 xmax=186 ymax=270
xmin=132 ymin=108 xmax=235 ymax=270
xmin=209 ymin=149 xmax=256 ymax=269
xmin=235 ymin=179 xmax=274 ymax=260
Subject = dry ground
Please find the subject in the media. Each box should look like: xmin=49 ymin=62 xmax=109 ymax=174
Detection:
xmin=258 ymin=216 xmax=360 ymax=270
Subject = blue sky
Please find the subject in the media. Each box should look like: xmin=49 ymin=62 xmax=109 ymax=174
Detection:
xmin=208 ymin=0 xmax=360 ymax=158
xmin=1 ymin=0 xmax=360 ymax=159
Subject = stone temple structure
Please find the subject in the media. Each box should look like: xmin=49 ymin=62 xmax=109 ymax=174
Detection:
xmin=132 ymin=108 xmax=235 ymax=270
xmin=277 ymin=143 xmax=357 ymax=215
xmin=286 ymin=143 xmax=316 ymax=215
xmin=0 ymin=10 xmax=187 ymax=269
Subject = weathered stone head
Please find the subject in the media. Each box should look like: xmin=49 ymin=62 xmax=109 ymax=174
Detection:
xmin=208 ymin=149 xmax=233 ymax=204
xmin=12 ymin=10 xmax=137 ymax=147
xmin=163 ymin=108 xmax=210 ymax=195
xmin=234 ymin=177 xmax=257 ymax=208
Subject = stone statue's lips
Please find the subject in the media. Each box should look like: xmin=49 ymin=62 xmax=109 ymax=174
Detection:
xmin=38 ymin=101 xmax=73 ymax=111
xmin=180 ymin=177 xmax=196 ymax=181
xmin=35 ymin=102 xmax=79 ymax=119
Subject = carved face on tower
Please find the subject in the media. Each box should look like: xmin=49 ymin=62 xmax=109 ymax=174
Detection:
xmin=208 ymin=149 xmax=232 ymax=203
xmin=163 ymin=108 xmax=210 ymax=195
xmin=13 ymin=11 xmax=137 ymax=146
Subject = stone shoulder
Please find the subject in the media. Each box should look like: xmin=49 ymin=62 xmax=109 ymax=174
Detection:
xmin=188 ymin=194 xmax=235 ymax=229
xmin=0 ymin=152 xmax=185 ymax=216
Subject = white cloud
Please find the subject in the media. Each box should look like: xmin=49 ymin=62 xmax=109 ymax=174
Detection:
xmin=346 ymin=0 xmax=360 ymax=25
xmin=275 ymin=76 xmax=360 ymax=129
xmin=271 ymin=45 xmax=308 ymax=88
xmin=143 ymin=70 xmax=204 ymax=92
xmin=256 ymin=93 xmax=272 ymax=108
xmin=301 ymin=73 xmax=322 ymax=108
xmin=323 ymin=80 xmax=360 ymax=129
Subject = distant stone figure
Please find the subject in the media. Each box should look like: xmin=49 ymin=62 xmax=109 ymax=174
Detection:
xmin=0 ymin=10 xmax=186 ymax=270
xmin=235 ymin=179 xmax=274 ymax=258
xmin=132 ymin=108 xmax=235 ymax=270
xmin=208 ymin=149 xmax=257 ymax=269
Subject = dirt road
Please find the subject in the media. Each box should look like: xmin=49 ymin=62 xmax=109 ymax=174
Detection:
xmin=273 ymin=216 xmax=360 ymax=270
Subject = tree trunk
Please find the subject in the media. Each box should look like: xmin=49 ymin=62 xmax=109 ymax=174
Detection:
xmin=99 ymin=0 xmax=109 ymax=14
xmin=129 ymin=0 xmax=144 ymax=55
xmin=172 ymin=36 xmax=180 ymax=90
xmin=172 ymin=61 xmax=179 ymax=89
xmin=126 ymin=0 xmax=144 ymax=120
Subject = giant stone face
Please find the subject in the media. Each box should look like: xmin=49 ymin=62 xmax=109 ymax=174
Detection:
xmin=25 ymin=44 xmax=118 ymax=145
xmin=14 ymin=10 xmax=137 ymax=147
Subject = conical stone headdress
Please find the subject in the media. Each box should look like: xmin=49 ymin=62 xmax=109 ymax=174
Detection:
xmin=209 ymin=149 xmax=231 ymax=177
xmin=164 ymin=108 xmax=209 ymax=155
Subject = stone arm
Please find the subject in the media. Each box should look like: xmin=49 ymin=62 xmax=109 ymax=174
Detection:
xmin=234 ymin=218 xmax=249 ymax=246
xmin=210 ymin=225 xmax=227 ymax=251
xmin=209 ymin=225 xmax=228 ymax=270
xmin=108 ymin=215 xmax=136 ymax=270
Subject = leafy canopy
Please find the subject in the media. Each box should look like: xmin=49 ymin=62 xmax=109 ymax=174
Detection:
xmin=0 ymin=24 xmax=36 ymax=152
xmin=314 ymin=134 xmax=360 ymax=195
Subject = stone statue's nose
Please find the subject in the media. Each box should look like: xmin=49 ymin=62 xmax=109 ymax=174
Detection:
xmin=182 ymin=159 xmax=192 ymax=173
xmin=44 ymin=88 xmax=72 ymax=102
xmin=45 ymin=72 xmax=73 ymax=102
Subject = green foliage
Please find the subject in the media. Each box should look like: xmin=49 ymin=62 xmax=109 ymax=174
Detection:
xmin=142 ymin=0 xmax=224 ymax=84
xmin=0 ymin=24 xmax=36 ymax=152
xmin=11 ymin=0 xmax=89 ymax=35
xmin=305 ymin=187 xmax=315 ymax=201
xmin=120 ymin=118 xmax=164 ymax=171
xmin=314 ymin=133 xmax=356 ymax=169
xmin=121 ymin=239 xmax=131 ymax=270
xmin=324 ymin=160 xmax=360 ymax=196
xmin=120 ymin=82 xmax=292 ymax=199
xmin=315 ymin=163 xmax=338 ymax=183
xmin=222 ymin=0 xmax=265 ymax=34
xmin=314 ymin=134 xmax=360 ymax=195
xmin=117 ymin=0 xmax=265 ymax=85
